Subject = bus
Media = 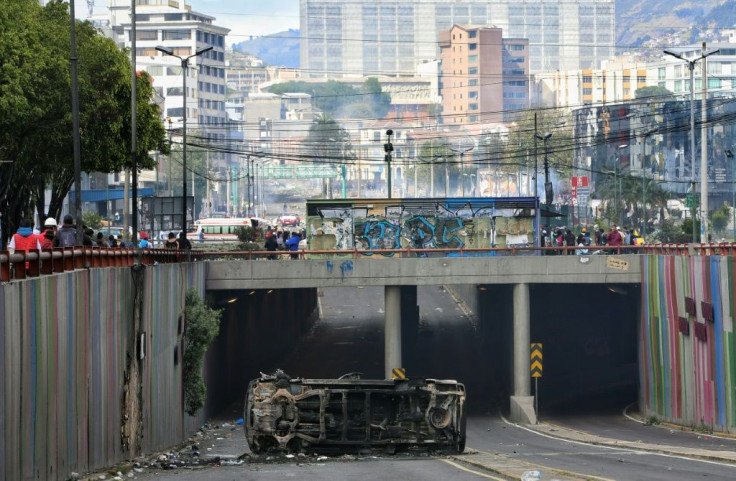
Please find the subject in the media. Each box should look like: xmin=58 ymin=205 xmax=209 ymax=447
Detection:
xmin=187 ymin=217 xmax=268 ymax=243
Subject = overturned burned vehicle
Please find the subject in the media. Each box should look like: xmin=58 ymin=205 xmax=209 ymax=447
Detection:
xmin=244 ymin=371 xmax=466 ymax=454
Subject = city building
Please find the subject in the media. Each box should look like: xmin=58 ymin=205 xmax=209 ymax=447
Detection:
xmin=653 ymin=44 xmax=736 ymax=99
xmin=300 ymin=0 xmax=615 ymax=77
xmin=534 ymin=58 xmax=650 ymax=108
xmin=439 ymin=25 xmax=529 ymax=124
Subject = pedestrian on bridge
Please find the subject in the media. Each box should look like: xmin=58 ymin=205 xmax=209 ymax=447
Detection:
xmin=285 ymin=231 xmax=300 ymax=259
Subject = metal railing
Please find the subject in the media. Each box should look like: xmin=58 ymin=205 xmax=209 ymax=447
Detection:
xmin=0 ymin=247 xmax=184 ymax=282
xmin=3 ymin=242 xmax=736 ymax=282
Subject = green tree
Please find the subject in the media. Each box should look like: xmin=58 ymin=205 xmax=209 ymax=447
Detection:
xmin=183 ymin=289 xmax=221 ymax=416
xmin=635 ymin=86 xmax=674 ymax=100
xmin=362 ymin=77 xmax=391 ymax=119
xmin=711 ymin=204 xmax=730 ymax=237
xmin=0 ymin=0 xmax=168 ymax=246
xmin=303 ymin=114 xmax=354 ymax=197
xmin=82 ymin=211 xmax=103 ymax=230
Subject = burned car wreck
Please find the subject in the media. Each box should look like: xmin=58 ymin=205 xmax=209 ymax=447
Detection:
xmin=244 ymin=371 xmax=466 ymax=454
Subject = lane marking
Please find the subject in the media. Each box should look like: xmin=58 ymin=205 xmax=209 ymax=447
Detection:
xmin=441 ymin=459 xmax=508 ymax=480
xmin=498 ymin=412 xmax=736 ymax=469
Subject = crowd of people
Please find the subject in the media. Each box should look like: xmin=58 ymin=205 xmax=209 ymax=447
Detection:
xmin=263 ymin=227 xmax=304 ymax=260
xmin=8 ymin=215 xmax=193 ymax=253
xmin=542 ymin=223 xmax=643 ymax=255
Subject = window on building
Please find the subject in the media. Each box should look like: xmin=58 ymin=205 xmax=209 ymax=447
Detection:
xmin=469 ymin=79 xmax=478 ymax=86
xmin=172 ymin=47 xmax=191 ymax=57
xmin=709 ymin=78 xmax=721 ymax=89
xmin=374 ymin=132 xmax=380 ymax=141
xmin=469 ymin=103 xmax=478 ymax=110
xmin=136 ymin=48 xmax=157 ymax=56
xmin=468 ymin=30 xmax=477 ymax=38
xmin=468 ymin=55 xmax=478 ymax=63
xmin=469 ymin=115 xmax=478 ymax=122
xmin=167 ymin=107 xmax=183 ymax=117
xmin=468 ymin=67 xmax=477 ymax=75
xmin=637 ymin=76 xmax=646 ymax=83
xmin=167 ymin=87 xmax=183 ymax=96
xmin=583 ymin=88 xmax=592 ymax=95
xmin=469 ymin=43 xmax=477 ymax=50
xmin=658 ymin=67 xmax=666 ymax=80
xmin=135 ymin=30 xmax=158 ymax=41
xmin=167 ymin=66 xmax=182 ymax=76
xmin=162 ymin=30 xmax=190 ymax=41
xmin=164 ymin=14 xmax=182 ymax=21
xmin=469 ymin=91 xmax=478 ymax=98
xmin=582 ymin=76 xmax=592 ymax=83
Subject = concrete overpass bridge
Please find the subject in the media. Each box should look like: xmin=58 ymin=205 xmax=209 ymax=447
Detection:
xmin=206 ymin=253 xmax=643 ymax=424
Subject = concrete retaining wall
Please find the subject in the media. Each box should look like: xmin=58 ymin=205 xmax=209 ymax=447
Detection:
xmin=641 ymin=255 xmax=736 ymax=432
xmin=1 ymin=263 xmax=206 ymax=481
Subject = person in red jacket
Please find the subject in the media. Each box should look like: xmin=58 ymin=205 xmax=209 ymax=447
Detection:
xmin=39 ymin=217 xmax=57 ymax=250
xmin=9 ymin=218 xmax=42 ymax=271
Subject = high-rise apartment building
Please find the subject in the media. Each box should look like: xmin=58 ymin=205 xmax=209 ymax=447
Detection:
xmin=108 ymin=0 xmax=229 ymax=133
xmin=439 ymin=26 xmax=529 ymax=124
xmin=300 ymin=0 xmax=614 ymax=77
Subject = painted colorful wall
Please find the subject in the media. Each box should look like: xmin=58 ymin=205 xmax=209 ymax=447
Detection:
xmin=641 ymin=255 xmax=736 ymax=432
xmin=305 ymin=198 xmax=537 ymax=254
xmin=1 ymin=263 xmax=206 ymax=481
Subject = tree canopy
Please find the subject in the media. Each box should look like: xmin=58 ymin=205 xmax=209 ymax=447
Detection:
xmin=268 ymin=78 xmax=391 ymax=119
xmin=0 ymin=0 xmax=167 ymax=245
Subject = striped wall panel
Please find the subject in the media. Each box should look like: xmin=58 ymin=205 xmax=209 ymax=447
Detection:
xmin=640 ymin=255 xmax=736 ymax=432
xmin=2 ymin=263 xmax=205 ymax=481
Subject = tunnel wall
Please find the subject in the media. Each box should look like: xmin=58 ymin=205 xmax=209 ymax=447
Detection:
xmin=203 ymin=287 xmax=319 ymax=415
xmin=0 ymin=263 xmax=206 ymax=481
xmin=641 ymin=255 xmax=736 ymax=433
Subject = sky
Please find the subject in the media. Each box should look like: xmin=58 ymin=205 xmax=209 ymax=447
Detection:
xmin=80 ymin=0 xmax=300 ymax=40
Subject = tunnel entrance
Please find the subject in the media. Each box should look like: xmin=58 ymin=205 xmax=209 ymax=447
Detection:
xmin=204 ymin=283 xmax=640 ymax=420
xmin=479 ymin=283 xmax=640 ymax=416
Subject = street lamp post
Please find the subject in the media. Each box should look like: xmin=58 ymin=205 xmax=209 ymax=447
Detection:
xmin=641 ymin=127 xmax=658 ymax=238
xmin=156 ymin=45 xmax=213 ymax=234
xmin=535 ymin=132 xmax=552 ymax=205
xmin=448 ymin=138 xmax=475 ymax=197
xmin=664 ymin=46 xmax=720 ymax=243
xmin=384 ymin=130 xmax=394 ymax=199
xmin=616 ymin=144 xmax=627 ymax=226
xmin=728 ymin=149 xmax=735 ymax=240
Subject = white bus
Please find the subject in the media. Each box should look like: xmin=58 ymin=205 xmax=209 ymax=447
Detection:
xmin=187 ymin=217 xmax=268 ymax=243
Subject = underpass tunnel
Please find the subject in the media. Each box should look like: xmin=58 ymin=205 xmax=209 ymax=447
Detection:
xmin=203 ymin=288 xmax=319 ymax=416
xmin=478 ymin=283 xmax=641 ymax=415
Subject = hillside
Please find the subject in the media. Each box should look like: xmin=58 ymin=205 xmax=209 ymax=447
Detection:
xmin=616 ymin=0 xmax=733 ymax=47
xmin=231 ymin=29 xmax=299 ymax=68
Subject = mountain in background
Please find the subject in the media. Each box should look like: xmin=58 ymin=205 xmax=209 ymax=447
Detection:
xmin=231 ymin=1 xmax=736 ymax=68
xmin=616 ymin=0 xmax=735 ymax=48
xmin=231 ymin=29 xmax=300 ymax=68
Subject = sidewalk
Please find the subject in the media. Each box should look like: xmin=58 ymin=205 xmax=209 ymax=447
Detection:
xmin=526 ymin=421 xmax=736 ymax=464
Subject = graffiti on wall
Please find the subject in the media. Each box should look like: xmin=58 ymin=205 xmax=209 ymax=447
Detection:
xmin=307 ymin=199 xmax=535 ymax=255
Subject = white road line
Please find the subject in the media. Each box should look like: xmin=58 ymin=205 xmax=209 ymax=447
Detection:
xmin=441 ymin=459 xmax=508 ymax=480
xmin=498 ymin=412 xmax=736 ymax=468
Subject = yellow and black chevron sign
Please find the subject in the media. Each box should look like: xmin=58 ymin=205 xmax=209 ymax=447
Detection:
xmin=530 ymin=343 xmax=543 ymax=378
xmin=392 ymin=367 xmax=407 ymax=380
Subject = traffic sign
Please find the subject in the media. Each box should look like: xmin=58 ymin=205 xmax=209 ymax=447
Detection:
xmin=531 ymin=343 xmax=543 ymax=378
xmin=685 ymin=194 xmax=699 ymax=208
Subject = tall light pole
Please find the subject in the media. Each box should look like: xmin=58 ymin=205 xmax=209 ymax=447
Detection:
xmin=384 ymin=130 xmax=394 ymax=198
xmin=535 ymin=132 xmax=552 ymax=205
xmin=69 ymin=0 xmax=83 ymax=244
xmin=616 ymin=144 xmax=628 ymax=226
xmin=448 ymin=138 xmax=475 ymax=197
xmin=728 ymin=149 xmax=735 ymax=240
xmin=664 ymin=46 xmax=720 ymax=243
xmin=156 ymin=45 xmax=213 ymax=234
xmin=641 ymin=127 xmax=658 ymax=238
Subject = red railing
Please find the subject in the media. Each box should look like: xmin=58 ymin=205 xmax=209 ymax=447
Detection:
xmin=0 ymin=247 xmax=186 ymax=282
xmin=3 ymin=242 xmax=736 ymax=282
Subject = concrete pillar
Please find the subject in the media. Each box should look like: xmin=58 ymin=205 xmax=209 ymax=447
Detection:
xmin=510 ymin=283 xmax=537 ymax=424
xmin=384 ymin=285 xmax=402 ymax=379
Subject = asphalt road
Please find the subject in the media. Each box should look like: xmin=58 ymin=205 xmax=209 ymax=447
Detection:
xmin=122 ymin=286 xmax=736 ymax=481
